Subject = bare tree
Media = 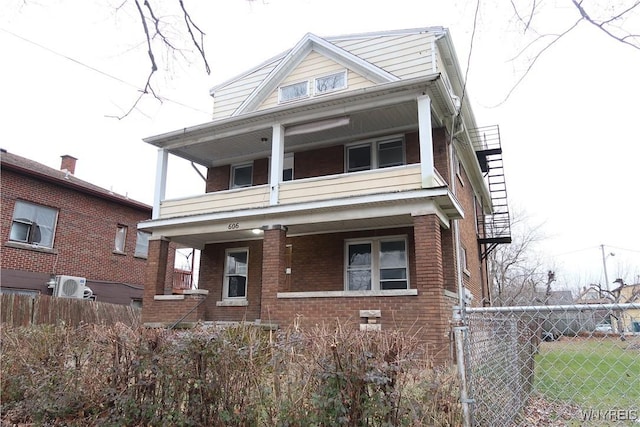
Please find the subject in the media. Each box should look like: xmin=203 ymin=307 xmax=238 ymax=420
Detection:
xmin=489 ymin=207 xmax=550 ymax=305
xmin=498 ymin=0 xmax=640 ymax=104
xmin=111 ymin=0 xmax=211 ymax=118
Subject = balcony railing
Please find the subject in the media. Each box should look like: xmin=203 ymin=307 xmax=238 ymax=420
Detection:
xmin=158 ymin=164 xmax=442 ymax=220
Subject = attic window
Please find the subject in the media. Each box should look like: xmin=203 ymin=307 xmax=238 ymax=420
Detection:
xmin=279 ymin=81 xmax=309 ymax=103
xmin=315 ymin=70 xmax=347 ymax=95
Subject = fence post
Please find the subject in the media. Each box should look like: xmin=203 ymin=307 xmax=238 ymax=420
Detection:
xmin=453 ymin=306 xmax=473 ymax=427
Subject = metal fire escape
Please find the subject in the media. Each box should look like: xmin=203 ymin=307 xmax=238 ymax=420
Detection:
xmin=469 ymin=125 xmax=512 ymax=259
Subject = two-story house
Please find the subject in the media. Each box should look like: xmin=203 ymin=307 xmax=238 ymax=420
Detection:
xmin=139 ymin=27 xmax=511 ymax=362
xmin=0 ymin=150 xmax=169 ymax=306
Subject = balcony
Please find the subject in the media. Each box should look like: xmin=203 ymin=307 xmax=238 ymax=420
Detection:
xmin=158 ymin=164 xmax=446 ymax=220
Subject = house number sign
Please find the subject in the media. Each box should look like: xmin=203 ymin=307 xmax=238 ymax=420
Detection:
xmin=227 ymin=222 xmax=240 ymax=230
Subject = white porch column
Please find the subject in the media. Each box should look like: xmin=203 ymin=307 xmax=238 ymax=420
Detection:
xmin=152 ymin=148 xmax=168 ymax=219
xmin=270 ymin=124 xmax=285 ymax=205
xmin=417 ymin=95 xmax=435 ymax=188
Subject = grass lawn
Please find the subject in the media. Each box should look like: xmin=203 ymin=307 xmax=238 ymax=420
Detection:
xmin=534 ymin=336 xmax=640 ymax=409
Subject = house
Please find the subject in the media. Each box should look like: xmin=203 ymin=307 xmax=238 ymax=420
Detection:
xmin=617 ymin=282 xmax=640 ymax=333
xmin=138 ymin=27 xmax=511 ymax=363
xmin=0 ymin=150 xmax=168 ymax=306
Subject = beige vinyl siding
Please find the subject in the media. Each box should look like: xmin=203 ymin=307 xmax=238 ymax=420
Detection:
xmin=159 ymin=185 xmax=270 ymax=218
xmin=335 ymin=33 xmax=435 ymax=80
xmin=212 ymin=59 xmax=281 ymax=120
xmin=279 ymin=165 xmax=422 ymax=204
xmin=258 ymin=51 xmax=376 ymax=111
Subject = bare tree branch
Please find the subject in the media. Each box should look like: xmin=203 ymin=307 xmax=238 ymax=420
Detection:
xmin=572 ymin=0 xmax=640 ymax=50
xmin=179 ymin=0 xmax=211 ymax=74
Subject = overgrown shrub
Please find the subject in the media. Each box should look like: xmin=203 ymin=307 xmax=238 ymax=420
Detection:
xmin=1 ymin=321 xmax=461 ymax=426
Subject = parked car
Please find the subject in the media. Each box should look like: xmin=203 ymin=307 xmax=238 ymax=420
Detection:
xmin=594 ymin=323 xmax=613 ymax=333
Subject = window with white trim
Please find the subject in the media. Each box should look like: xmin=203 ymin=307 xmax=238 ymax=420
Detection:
xmin=346 ymin=137 xmax=405 ymax=172
xmin=115 ymin=225 xmax=127 ymax=253
xmin=345 ymin=237 xmax=409 ymax=291
xmin=9 ymin=200 xmax=58 ymax=248
xmin=279 ymin=81 xmax=309 ymax=102
xmin=283 ymin=153 xmax=294 ymax=181
xmin=223 ymin=248 xmax=248 ymax=299
xmin=231 ymin=163 xmax=253 ymax=188
xmin=314 ymin=70 xmax=347 ymax=95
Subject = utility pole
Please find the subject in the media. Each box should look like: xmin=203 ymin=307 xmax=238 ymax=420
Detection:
xmin=600 ymin=244 xmax=614 ymax=291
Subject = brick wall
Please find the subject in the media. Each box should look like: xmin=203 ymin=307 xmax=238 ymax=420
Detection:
xmin=1 ymin=169 xmax=152 ymax=299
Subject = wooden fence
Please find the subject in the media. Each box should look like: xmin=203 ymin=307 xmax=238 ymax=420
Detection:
xmin=1 ymin=294 xmax=141 ymax=327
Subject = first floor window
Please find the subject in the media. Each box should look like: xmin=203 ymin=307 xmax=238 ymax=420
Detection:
xmin=115 ymin=225 xmax=127 ymax=252
xmin=135 ymin=230 xmax=151 ymax=258
xmin=9 ymin=200 xmax=58 ymax=248
xmin=346 ymin=237 xmax=408 ymax=291
xmin=224 ymin=248 xmax=248 ymax=299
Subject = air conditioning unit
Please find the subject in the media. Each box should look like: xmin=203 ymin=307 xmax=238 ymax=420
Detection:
xmin=54 ymin=275 xmax=87 ymax=299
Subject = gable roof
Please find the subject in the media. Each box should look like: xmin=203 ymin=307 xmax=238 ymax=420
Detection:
xmin=233 ymin=32 xmax=400 ymax=116
xmin=0 ymin=149 xmax=151 ymax=212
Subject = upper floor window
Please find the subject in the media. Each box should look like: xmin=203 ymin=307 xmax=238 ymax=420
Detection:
xmin=135 ymin=230 xmax=151 ymax=258
xmin=279 ymin=81 xmax=309 ymax=103
xmin=224 ymin=248 xmax=249 ymax=299
xmin=9 ymin=200 xmax=58 ymax=248
xmin=346 ymin=137 xmax=405 ymax=172
xmin=314 ymin=70 xmax=347 ymax=95
xmin=115 ymin=225 xmax=127 ymax=253
xmin=283 ymin=153 xmax=294 ymax=181
xmin=231 ymin=163 xmax=253 ymax=188
xmin=345 ymin=237 xmax=409 ymax=291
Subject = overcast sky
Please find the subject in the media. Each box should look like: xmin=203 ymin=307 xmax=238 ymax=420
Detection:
xmin=2 ymin=0 xmax=638 ymax=289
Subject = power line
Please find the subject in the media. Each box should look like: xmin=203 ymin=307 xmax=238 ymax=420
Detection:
xmin=0 ymin=27 xmax=210 ymax=115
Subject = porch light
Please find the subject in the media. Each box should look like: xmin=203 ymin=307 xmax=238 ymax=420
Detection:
xmin=284 ymin=116 xmax=350 ymax=136
xmin=251 ymin=228 xmax=263 ymax=235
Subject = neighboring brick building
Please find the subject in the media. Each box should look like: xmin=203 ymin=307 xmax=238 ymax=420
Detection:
xmin=0 ymin=150 xmax=164 ymax=306
xmin=138 ymin=27 xmax=511 ymax=363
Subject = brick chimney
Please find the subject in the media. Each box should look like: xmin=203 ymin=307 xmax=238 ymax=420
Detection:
xmin=60 ymin=155 xmax=77 ymax=175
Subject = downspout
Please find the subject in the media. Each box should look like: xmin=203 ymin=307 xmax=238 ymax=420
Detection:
xmin=449 ymin=114 xmax=466 ymax=308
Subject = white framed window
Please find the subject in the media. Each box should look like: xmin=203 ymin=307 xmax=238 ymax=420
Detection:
xmin=134 ymin=230 xmax=151 ymax=258
xmin=345 ymin=237 xmax=409 ymax=291
xmin=346 ymin=136 xmax=405 ymax=172
xmin=115 ymin=225 xmax=127 ymax=253
xmin=231 ymin=163 xmax=253 ymax=188
xmin=9 ymin=200 xmax=58 ymax=248
xmin=223 ymin=248 xmax=249 ymax=299
xmin=279 ymin=81 xmax=309 ymax=103
xmin=314 ymin=70 xmax=347 ymax=95
xmin=461 ymin=246 xmax=471 ymax=276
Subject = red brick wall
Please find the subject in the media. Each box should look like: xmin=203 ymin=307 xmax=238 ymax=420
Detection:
xmin=206 ymin=165 xmax=230 ymax=192
xmin=294 ymin=145 xmax=344 ymax=179
xmin=1 ymin=170 xmax=151 ymax=295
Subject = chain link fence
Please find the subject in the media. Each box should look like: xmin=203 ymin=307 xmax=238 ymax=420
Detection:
xmin=454 ymin=303 xmax=640 ymax=426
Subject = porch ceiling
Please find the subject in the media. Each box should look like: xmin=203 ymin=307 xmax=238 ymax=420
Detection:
xmin=144 ymin=76 xmax=454 ymax=168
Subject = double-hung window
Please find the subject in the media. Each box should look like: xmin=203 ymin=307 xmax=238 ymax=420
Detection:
xmin=346 ymin=137 xmax=405 ymax=172
xmin=345 ymin=237 xmax=409 ymax=291
xmin=9 ymin=200 xmax=58 ymax=248
xmin=224 ymin=248 xmax=249 ymax=299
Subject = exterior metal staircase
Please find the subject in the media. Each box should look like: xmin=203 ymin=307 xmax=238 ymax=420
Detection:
xmin=469 ymin=125 xmax=512 ymax=259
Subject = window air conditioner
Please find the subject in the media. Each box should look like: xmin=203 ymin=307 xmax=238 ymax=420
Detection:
xmin=54 ymin=275 xmax=87 ymax=299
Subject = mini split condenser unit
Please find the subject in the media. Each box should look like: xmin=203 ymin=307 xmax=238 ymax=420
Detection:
xmin=54 ymin=275 xmax=87 ymax=299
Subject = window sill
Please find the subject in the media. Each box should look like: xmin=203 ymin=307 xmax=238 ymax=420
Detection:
xmin=216 ymin=299 xmax=249 ymax=307
xmin=112 ymin=250 xmax=126 ymax=256
xmin=463 ymin=268 xmax=471 ymax=277
xmin=5 ymin=241 xmax=57 ymax=254
xmin=277 ymin=289 xmax=418 ymax=299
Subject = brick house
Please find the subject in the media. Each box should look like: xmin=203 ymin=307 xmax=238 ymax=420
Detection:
xmin=0 ymin=150 xmax=168 ymax=306
xmin=139 ymin=27 xmax=511 ymax=362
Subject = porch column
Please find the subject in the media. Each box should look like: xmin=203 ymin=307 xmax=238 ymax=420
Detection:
xmin=152 ymin=148 xmax=168 ymax=219
xmin=260 ymin=225 xmax=287 ymax=322
xmin=413 ymin=214 xmax=451 ymax=364
xmin=417 ymin=95 xmax=435 ymax=187
xmin=270 ymin=124 xmax=285 ymax=205
xmin=141 ymin=236 xmax=170 ymax=323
